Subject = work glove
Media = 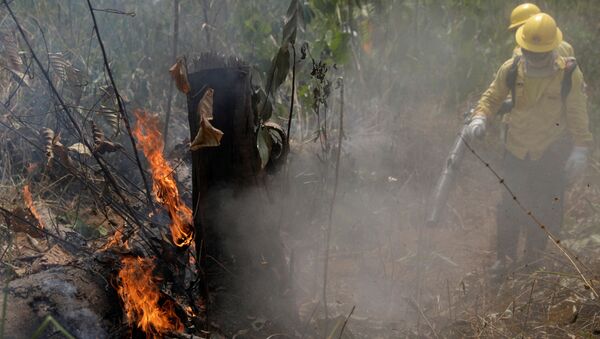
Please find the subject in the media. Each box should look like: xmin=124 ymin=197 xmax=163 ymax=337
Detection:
xmin=564 ymin=146 xmax=589 ymax=183
xmin=466 ymin=115 xmax=486 ymax=140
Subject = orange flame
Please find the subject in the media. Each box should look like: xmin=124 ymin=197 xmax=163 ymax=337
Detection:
xmin=23 ymin=185 xmax=44 ymax=229
xmin=117 ymin=257 xmax=183 ymax=337
xmin=132 ymin=110 xmax=194 ymax=247
xmin=101 ymin=227 xmax=129 ymax=251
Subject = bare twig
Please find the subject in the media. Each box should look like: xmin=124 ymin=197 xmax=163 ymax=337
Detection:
xmin=85 ymin=0 xmax=153 ymax=208
xmin=163 ymin=0 xmax=180 ymax=144
xmin=337 ymin=305 xmax=355 ymax=339
xmin=201 ymin=0 xmax=212 ymax=48
xmin=446 ymin=278 xmax=453 ymax=321
xmin=92 ymin=7 xmax=135 ymax=17
xmin=523 ymin=279 xmax=536 ymax=329
xmin=409 ymin=297 xmax=439 ymax=339
xmin=286 ymin=43 xmax=296 ymax=147
xmin=0 ymin=277 xmax=9 ymax=339
xmin=300 ymin=301 xmax=320 ymax=339
xmin=322 ymin=77 xmax=344 ymax=336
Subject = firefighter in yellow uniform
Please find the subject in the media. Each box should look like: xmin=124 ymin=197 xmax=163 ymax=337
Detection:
xmin=509 ymin=3 xmax=575 ymax=58
xmin=466 ymin=13 xmax=592 ymax=277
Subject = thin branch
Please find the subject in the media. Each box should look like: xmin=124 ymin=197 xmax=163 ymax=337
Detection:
xmin=92 ymin=7 xmax=135 ymax=17
xmin=286 ymin=43 xmax=296 ymax=148
xmin=522 ymin=279 xmax=536 ymax=329
xmin=337 ymin=305 xmax=355 ymax=339
xmin=201 ymin=0 xmax=212 ymax=48
xmin=322 ymin=77 xmax=344 ymax=336
xmin=409 ymin=297 xmax=439 ymax=339
xmin=163 ymin=0 xmax=180 ymax=144
xmin=85 ymin=0 xmax=154 ymax=208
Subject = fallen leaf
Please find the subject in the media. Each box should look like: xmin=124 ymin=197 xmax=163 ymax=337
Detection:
xmin=30 ymin=245 xmax=73 ymax=274
xmin=6 ymin=207 xmax=44 ymax=238
xmin=169 ymin=58 xmax=190 ymax=94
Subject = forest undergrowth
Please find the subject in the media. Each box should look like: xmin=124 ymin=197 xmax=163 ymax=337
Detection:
xmin=1 ymin=0 xmax=600 ymax=338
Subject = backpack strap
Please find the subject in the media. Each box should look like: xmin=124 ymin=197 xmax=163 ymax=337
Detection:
xmin=561 ymin=57 xmax=578 ymax=102
xmin=505 ymin=55 xmax=521 ymax=109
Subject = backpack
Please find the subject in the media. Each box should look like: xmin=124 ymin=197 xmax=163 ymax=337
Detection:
xmin=503 ymin=55 xmax=578 ymax=112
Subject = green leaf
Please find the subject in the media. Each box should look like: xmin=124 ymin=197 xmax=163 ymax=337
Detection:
xmin=282 ymin=0 xmax=299 ymax=45
xmin=257 ymin=88 xmax=273 ymax=121
xmin=265 ymin=46 xmax=291 ymax=95
xmin=330 ymin=31 xmax=351 ymax=64
xmin=282 ymin=0 xmax=306 ymax=45
xmin=257 ymin=126 xmax=272 ymax=169
xmin=98 ymin=226 xmax=108 ymax=236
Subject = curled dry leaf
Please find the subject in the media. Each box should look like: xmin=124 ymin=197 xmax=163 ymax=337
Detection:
xmin=40 ymin=128 xmax=55 ymax=162
xmin=91 ymin=121 xmax=104 ymax=146
xmin=0 ymin=29 xmax=30 ymax=86
xmin=99 ymin=85 xmax=120 ymax=135
xmin=91 ymin=121 xmax=123 ymax=154
xmin=39 ymin=127 xmax=73 ymax=168
xmin=190 ymin=117 xmax=223 ymax=150
xmin=190 ymin=88 xmax=223 ymax=150
xmin=48 ymin=52 xmax=69 ymax=81
xmin=95 ymin=140 xmax=124 ymax=154
xmin=169 ymin=58 xmax=191 ymax=94
xmin=197 ymin=88 xmax=214 ymax=120
xmin=67 ymin=142 xmax=92 ymax=157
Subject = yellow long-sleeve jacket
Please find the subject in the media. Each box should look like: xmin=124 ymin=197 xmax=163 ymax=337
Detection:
xmin=513 ymin=40 xmax=575 ymax=58
xmin=474 ymin=56 xmax=592 ymax=160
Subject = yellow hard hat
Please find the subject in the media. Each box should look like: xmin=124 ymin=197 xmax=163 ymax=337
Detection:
xmin=515 ymin=13 xmax=562 ymax=53
xmin=508 ymin=3 xmax=541 ymax=30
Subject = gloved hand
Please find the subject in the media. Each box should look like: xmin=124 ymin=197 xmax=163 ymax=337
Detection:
xmin=466 ymin=115 xmax=486 ymax=140
xmin=564 ymin=146 xmax=589 ymax=182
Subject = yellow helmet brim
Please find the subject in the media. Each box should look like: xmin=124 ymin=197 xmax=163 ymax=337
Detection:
xmin=516 ymin=25 xmax=563 ymax=53
xmin=508 ymin=19 xmax=527 ymax=30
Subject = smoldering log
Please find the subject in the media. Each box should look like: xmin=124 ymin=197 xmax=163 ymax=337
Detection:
xmin=0 ymin=259 xmax=119 ymax=338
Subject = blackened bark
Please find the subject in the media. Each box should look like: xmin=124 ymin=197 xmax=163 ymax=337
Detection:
xmin=186 ymin=54 xmax=295 ymax=334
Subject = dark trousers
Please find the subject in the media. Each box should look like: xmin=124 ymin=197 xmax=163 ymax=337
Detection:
xmin=496 ymin=140 xmax=570 ymax=262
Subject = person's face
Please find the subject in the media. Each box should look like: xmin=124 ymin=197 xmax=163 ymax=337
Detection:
xmin=522 ymin=49 xmax=554 ymax=67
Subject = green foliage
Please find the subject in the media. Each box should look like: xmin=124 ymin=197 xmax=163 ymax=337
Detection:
xmin=266 ymin=46 xmax=291 ymax=97
xmin=3 ymin=0 xmax=598 ymax=143
xmin=283 ymin=0 xmax=306 ymax=45
xmin=31 ymin=315 xmax=75 ymax=339
xmin=0 ymin=278 xmax=8 ymax=339
xmin=257 ymin=126 xmax=272 ymax=169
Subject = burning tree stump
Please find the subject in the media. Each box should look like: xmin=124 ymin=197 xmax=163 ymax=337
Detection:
xmin=186 ymin=54 xmax=295 ymax=333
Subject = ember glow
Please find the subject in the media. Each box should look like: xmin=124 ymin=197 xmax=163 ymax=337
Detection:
xmin=23 ymin=185 xmax=44 ymax=229
xmin=133 ymin=110 xmax=194 ymax=247
xmin=117 ymin=257 xmax=183 ymax=336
